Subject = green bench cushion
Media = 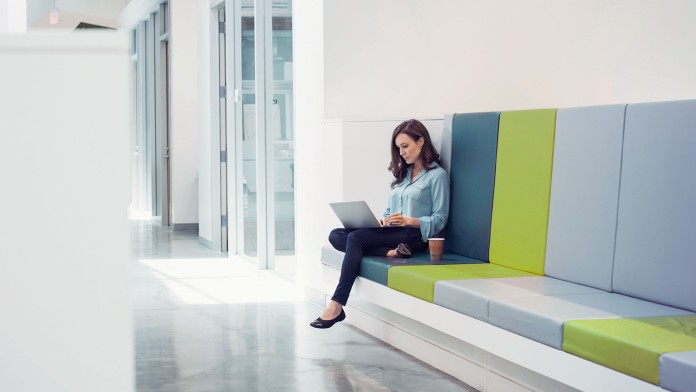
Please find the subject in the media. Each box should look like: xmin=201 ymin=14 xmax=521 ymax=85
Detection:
xmin=563 ymin=316 xmax=696 ymax=385
xmin=489 ymin=109 xmax=557 ymax=274
xmin=388 ymin=263 xmax=538 ymax=302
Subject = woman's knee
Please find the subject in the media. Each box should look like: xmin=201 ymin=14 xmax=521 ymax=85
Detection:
xmin=328 ymin=228 xmax=346 ymax=249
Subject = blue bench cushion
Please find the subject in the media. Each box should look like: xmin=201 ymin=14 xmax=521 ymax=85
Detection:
xmin=660 ymin=350 xmax=696 ymax=392
xmin=321 ymin=246 xmax=481 ymax=286
xmin=613 ymin=100 xmax=696 ymax=312
xmin=433 ymin=277 xmax=603 ymax=322
xmin=444 ymin=112 xmax=500 ymax=261
xmin=544 ymin=105 xmax=626 ymax=291
xmin=488 ymin=293 xmax=694 ymax=349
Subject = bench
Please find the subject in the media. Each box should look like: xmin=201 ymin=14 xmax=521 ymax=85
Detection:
xmin=321 ymin=100 xmax=696 ymax=391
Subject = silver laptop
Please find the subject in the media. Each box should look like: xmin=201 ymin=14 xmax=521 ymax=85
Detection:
xmin=329 ymin=201 xmax=383 ymax=229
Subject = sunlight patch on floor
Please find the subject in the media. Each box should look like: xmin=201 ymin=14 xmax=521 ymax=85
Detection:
xmin=139 ymin=257 xmax=304 ymax=305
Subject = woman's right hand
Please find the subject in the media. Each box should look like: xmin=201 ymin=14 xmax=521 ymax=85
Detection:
xmin=378 ymin=217 xmax=386 ymax=227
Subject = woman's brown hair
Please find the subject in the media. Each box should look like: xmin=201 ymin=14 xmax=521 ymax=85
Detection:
xmin=388 ymin=119 xmax=441 ymax=187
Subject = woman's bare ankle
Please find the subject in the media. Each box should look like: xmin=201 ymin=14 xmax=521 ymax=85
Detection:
xmin=321 ymin=301 xmax=343 ymax=319
xmin=386 ymin=249 xmax=397 ymax=257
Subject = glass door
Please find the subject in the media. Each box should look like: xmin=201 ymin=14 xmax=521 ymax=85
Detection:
xmin=239 ymin=0 xmax=258 ymax=260
xmin=222 ymin=0 xmax=294 ymax=274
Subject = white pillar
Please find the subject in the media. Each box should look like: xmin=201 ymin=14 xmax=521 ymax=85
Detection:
xmin=0 ymin=0 xmax=27 ymax=33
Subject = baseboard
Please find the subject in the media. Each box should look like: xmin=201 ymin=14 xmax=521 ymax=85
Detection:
xmin=304 ymin=286 xmax=326 ymax=308
xmin=198 ymin=236 xmax=213 ymax=250
xmin=173 ymin=223 xmax=199 ymax=232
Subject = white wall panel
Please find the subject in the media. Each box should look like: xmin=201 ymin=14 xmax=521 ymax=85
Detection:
xmin=169 ymin=0 xmax=199 ymax=224
xmin=197 ymin=0 xmax=213 ymax=242
xmin=324 ymin=0 xmax=696 ymax=120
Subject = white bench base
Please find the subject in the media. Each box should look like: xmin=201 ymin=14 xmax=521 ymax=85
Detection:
xmin=322 ymin=265 xmax=664 ymax=392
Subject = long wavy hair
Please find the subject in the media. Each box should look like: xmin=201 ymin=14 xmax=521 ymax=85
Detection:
xmin=388 ymin=119 xmax=441 ymax=187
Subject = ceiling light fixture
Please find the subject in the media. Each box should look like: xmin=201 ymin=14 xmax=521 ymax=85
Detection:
xmin=50 ymin=0 xmax=58 ymax=25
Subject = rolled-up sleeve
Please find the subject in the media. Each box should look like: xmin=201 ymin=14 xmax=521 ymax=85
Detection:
xmin=418 ymin=170 xmax=450 ymax=241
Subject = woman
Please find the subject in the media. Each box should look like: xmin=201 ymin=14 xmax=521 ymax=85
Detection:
xmin=310 ymin=119 xmax=450 ymax=329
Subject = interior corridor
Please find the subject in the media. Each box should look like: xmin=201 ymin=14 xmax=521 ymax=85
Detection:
xmin=131 ymin=217 xmax=475 ymax=391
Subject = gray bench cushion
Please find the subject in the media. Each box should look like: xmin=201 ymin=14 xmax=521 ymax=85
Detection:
xmin=613 ymin=100 xmax=696 ymax=312
xmin=545 ymin=105 xmax=626 ymax=291
xmin=488 ymin=293 xmax=694 ymax=349
xmin=433 ymin=277 xmax=602 ymax=322
xmin=660 ymin=350 xmax=696 ymax=392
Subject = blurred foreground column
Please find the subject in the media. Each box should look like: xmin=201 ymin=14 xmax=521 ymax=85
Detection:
xmin=0 ymin=0 xmax=27 ymax=33
xmin=0 ymin=32 xmax=133 ymax=392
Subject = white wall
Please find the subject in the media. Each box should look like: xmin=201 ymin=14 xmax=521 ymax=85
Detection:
xmin=0 ymin=32 xmax=133 ymax=392
xmin=324 ymin=0 xmax=696 ymax=120
xmin=119 ymin=0 xmax=200 ymax=226
xmin=170 ymin=0 xmax=199 ymax=224
xmin=197 ymin=0 xmax=212 ymax=242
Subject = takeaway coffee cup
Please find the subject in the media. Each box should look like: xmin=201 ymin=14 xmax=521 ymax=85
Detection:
xmin=429 ymin=238 xmax=445 ymax=261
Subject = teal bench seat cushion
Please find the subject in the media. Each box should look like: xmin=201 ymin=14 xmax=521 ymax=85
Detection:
xmin=444 ymin=112 xmax=500 ymax=261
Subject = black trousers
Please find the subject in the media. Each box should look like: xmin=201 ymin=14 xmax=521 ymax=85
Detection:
xmin=328 ymin=227 xmax=426 ymax=305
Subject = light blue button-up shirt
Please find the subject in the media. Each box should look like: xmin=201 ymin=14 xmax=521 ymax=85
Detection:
xmin=384 ymin=163 xmax=450 ymax=242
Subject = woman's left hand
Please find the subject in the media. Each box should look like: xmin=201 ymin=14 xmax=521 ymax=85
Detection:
xmin=384 ymin=213 xmax=418 ymax=227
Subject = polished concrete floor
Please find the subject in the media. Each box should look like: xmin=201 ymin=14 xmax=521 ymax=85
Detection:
xmin=132 ymin=217 xmax=476 ymax=392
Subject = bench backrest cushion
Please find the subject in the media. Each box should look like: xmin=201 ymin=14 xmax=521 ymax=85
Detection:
xmin=544 ymin=105 xmax=626 ymax=291
xmin=489 ymin=109 xmax=557 ymax=274
xmin=612 ymin=100 xmax=696 ymax=312
xmin=444 ymin=112 xmax=500 ymax=261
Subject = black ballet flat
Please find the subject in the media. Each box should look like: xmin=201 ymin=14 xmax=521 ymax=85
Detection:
xmin=310 ymin=309 xmax=346 ymax=329
xmin=395 ymin=243 xmax=412 ymax=258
